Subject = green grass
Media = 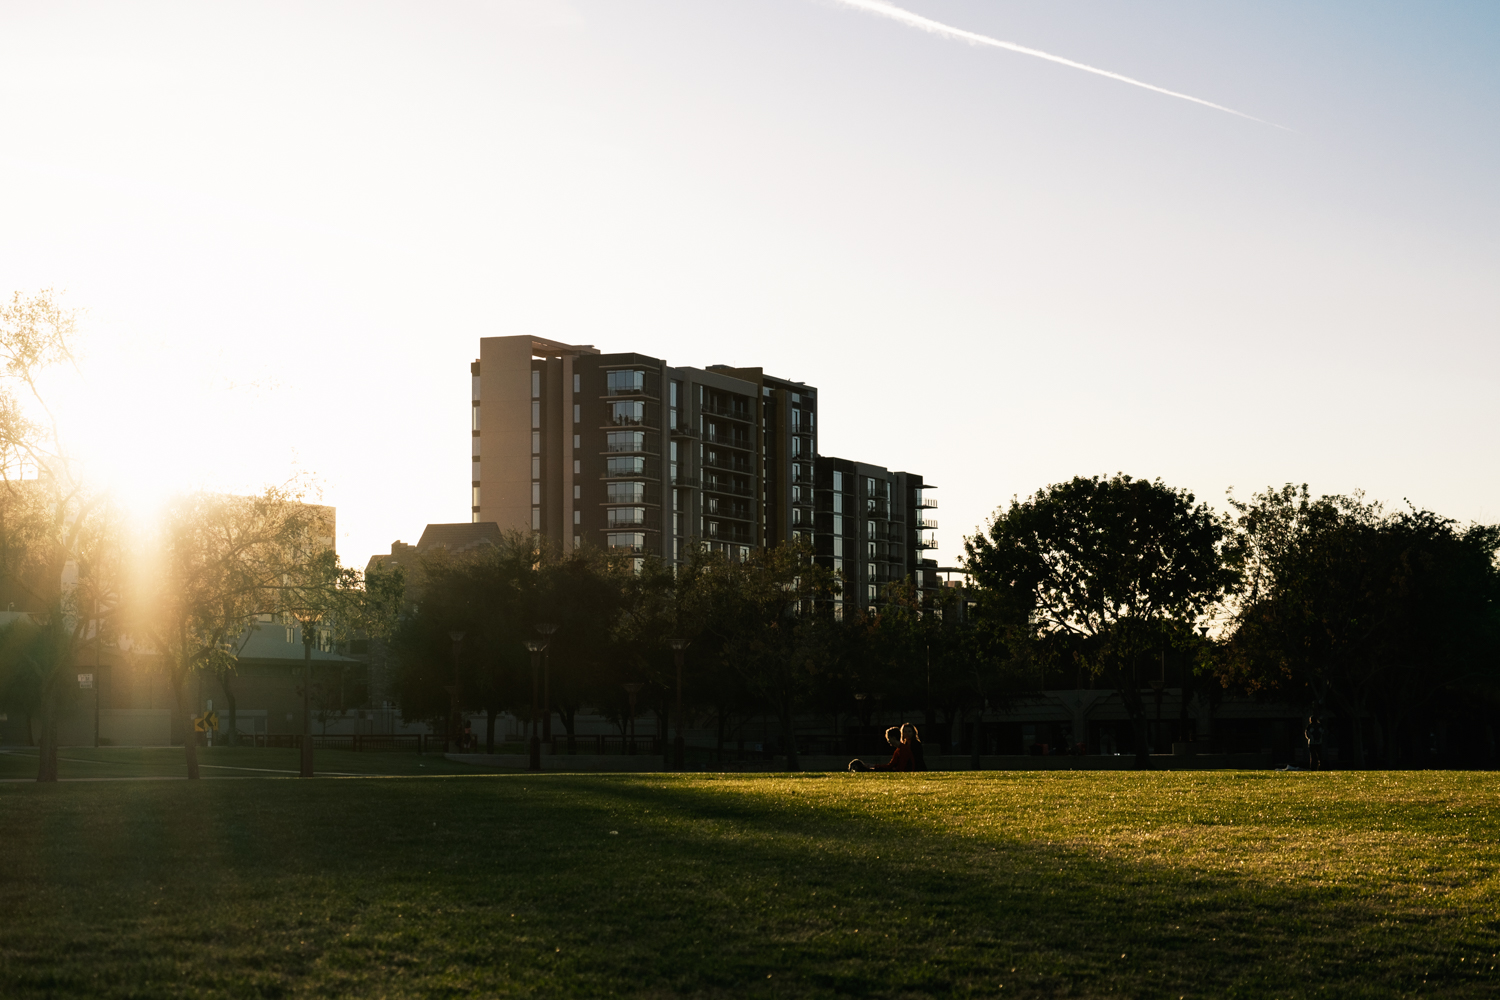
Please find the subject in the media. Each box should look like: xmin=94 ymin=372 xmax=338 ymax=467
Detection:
xmin=3 ymin=767 xmax=1499 ymax=998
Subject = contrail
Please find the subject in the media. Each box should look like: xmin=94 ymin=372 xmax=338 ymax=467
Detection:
xmin=828 ymin=0 xmax=1286 ymax=129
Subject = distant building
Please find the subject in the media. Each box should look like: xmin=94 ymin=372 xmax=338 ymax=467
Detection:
xmin=468 ymin=336 xmax=938 ymax=608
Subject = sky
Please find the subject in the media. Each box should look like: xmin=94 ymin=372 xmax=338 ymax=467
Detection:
xmin=1 ymin=0 xmax=1496 ymax=569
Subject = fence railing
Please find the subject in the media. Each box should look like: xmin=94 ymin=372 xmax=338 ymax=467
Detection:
xmin=243 ymin=733 xmax=442 ymax=752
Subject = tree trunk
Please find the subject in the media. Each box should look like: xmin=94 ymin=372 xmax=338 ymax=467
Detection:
xmin=781 ymin=700 xmax=799 ymax=772
xmin=36 ymin=684 xmax=59 ymax=782
xmin=485 ymin=708 xmax=496 ymax=755
xmin=1117 ymin=684 xmax=1150 ymax=770
xmin=174 ymin=669 xmax=200 ymax=780
xmin=219 ymin=671 xmax=239 ymax=747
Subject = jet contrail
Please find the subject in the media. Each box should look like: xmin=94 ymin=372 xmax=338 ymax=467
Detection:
xmin=829 ymin=0 xmax=1286 ymax=129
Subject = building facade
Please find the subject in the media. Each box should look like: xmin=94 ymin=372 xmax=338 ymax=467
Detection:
xmin=470 ymin=335 xmax=937 ymax=609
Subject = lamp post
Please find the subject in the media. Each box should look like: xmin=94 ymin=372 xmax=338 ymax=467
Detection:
xmin=622 ymin=682 xmax=643 ymax=755
xmin=447 ymin=631 xmax=464 ymax=753
xmin=536 ymin=623 xmax=557 ymax=743
xmin=299 ymin=617 xmax=316 ymax=778
xmin=669 ymin=640 xmax=688 ymax=770
xmin=525 ymin=639 xmax=547 ymax=771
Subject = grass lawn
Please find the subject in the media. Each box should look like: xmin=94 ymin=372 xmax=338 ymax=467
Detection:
xmin=3 ymin=767 xmax=1498 ymax=998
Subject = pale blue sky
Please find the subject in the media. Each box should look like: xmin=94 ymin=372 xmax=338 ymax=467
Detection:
xmin=1 ymin=1 xmax=1496 ymax=566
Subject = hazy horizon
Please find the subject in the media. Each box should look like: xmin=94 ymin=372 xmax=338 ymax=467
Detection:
xmin=2 ymin=0 xmax=1496 ymax=567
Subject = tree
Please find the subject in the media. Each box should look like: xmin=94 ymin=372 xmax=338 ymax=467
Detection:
xmin=1223 ymin=485 xmax=1500 ymax=765
xmin=964 ymin=474 xmax=1237 ymax=767
xmin=705 ymin=539 xmax=840 ymax=771
xmin=127 ymin=488 xmax=321 ymax=779
xmin=0 ymin=290 xmax=122 ymax=781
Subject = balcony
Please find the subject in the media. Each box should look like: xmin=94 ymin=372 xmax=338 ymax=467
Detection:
xmin=604 ymin=371 xmax=661 ymax=399
xmin=603 ymin=439 xmax=660 ymax=455
xmin=703 ymin=477 xmax=755 ymax=498
xmin=913 ymin=516 xmax=938 ymax=530
xmin=606 ymin=414 xmax=660 ymax=430
xmin=606 ymin=509 xmax=661 ymax=530
xmin=670 ymin=476 xmax=700 ymax=489
xmin=916 ymin=495 xmax=938 ymax=509
xmin=701 ymin=401 xmax=752 ymax=423
xmin=916 ymin=535 xmax=939 ymax=549
xmin=670 ymin=423 xmax=700 ymax=438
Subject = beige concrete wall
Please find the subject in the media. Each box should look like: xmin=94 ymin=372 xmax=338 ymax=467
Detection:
xmin=478 ymin=336 xmax=536 ymax=533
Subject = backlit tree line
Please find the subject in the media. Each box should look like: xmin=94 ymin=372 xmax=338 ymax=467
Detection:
xmin=1 ymin=290 xmax=1495 ymax=776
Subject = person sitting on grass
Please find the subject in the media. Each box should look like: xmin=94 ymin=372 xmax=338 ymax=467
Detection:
xmin=848 ymin=727 xmax=914 ymax=772
xmin=903 ymin=723 xmax=927 ymax=771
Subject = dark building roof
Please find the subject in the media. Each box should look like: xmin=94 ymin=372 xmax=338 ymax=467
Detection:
xmin=415 ymin=521 xmax=506 ymax=555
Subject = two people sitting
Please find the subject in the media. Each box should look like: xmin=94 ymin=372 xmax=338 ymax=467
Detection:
xmin=848 ymin=722 xmax=926 ymax=772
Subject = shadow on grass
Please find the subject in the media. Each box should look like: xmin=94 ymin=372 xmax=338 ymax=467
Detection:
xmin=1 ymin=774 xmax=1496 ymax=999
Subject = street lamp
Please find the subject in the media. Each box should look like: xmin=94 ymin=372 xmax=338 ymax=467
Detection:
xmin=447 ymin=631 xmax=464 ymax=753
xmin=669 ymin=639 xmax=689 ymax=770
xmin=622 ymin=682 xmax=643 ymax=755
xmin=525 ymin=639 xmax=547 ymax=771
xmin=536 ymin=623 xmax=557 ymax=743
xmin=297 ymin=615 xmax=318 ymax=778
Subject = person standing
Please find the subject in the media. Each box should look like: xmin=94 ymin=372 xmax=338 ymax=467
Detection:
xmin=1305 ymin=715 xmax=1325 ymax=770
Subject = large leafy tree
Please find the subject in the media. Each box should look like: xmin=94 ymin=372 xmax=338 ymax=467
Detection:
xmin=965 ymin=474 xmax=1237 ymax=766
xmin=1223 ymin=485 xmax=1500 ymax=765
xmin=703 ymin=539 xmax=840 ymax=771
xmin=126 ymin=488 xmax=322 ymax=779
xmin=0 ymin=290 xmax=122 ymax=780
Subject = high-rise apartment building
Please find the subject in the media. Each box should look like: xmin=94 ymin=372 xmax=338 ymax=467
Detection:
xmin=814 ymin=456 xmax=938 ymax=611
xmin=470 ymin=335 xmax=937 ymax=609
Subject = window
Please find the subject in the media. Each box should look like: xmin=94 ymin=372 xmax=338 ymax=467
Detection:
xmin=607 ymin=456 xmax=646 ymax=476
xmin=574 ymin=534 xmax=581 ymax=548
xmin=868 ymin=541 xmax=877 ymax=560
xmin=573 ymin=459 xmax=580 ymax=474
xmin=610 ymin=400 xmax=644 ymax=425
xmin=472 ymin=404 xmax=480 ymax=431
xmin=707 ymin=520 xmax=719 ymax=537
xmin=471 ymin=460 xmax=480 ymax=482
xmin=792 ymin=507 xmax=802 ymax=525
xmin=531 ymin=401 xmax=540 ymax=429
xmin=833 ymin=493 xmax=843 ymax=514
xmin=531 ymin=483 xmax=540 ymax=504
xmin=607 ymin=482 xmax=644 ymax=503
xmin=791 ymin=485 xmax=802 ymax=503
xmin=833 ymin=470 xmax=842 ymax=491
xmin=833 ymin=557 xmax=843 ymax=573
xmin=573 ymin=485 xmax=581 ymax=499
xmin=867 ymin=520 xmax=876 ymax=538
xmin=472 ymin=486 xmax=481 ymax=507
xmin=573 ymin=510 xmax=582 ymax=524
xmin=472 ymin=374 xmax=481 ymax=401
xmin=573 ymin=374 xmax=580 ymax=393
xmin=573 ymin=404 xmax=580 ymax=424
xmin=607 ymin=507 xmax=646 ymax=527
xmin=531 ymin=371 xmax=540 ymax=398
xmin=531 ymin=456 xmax=540 ymax=479
xmin=573 ymin=434 xmax=580 ymax=448
xmin=532 ymin=508 xmax=541 ymax=530
xmin=607 ymin=532 xmax=645 ymax=552
xmin=867 ymin=584 xmax=878 ymax=601
xmin=791 ymin=436 xmax=803 ymax=457
xmin=833 ymin=537 xmax=843 ymax=557
xmin=606 ymin=370 xmax=644 ymax=394
xmin=531 ymin=431 xmax=540 ymax=454
xmin=606 ymin=431 xmax=645 ymax=453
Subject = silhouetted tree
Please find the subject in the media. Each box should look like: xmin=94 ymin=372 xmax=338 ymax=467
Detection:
xmin=965 ymin=474 xmax=1237 ymax=767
